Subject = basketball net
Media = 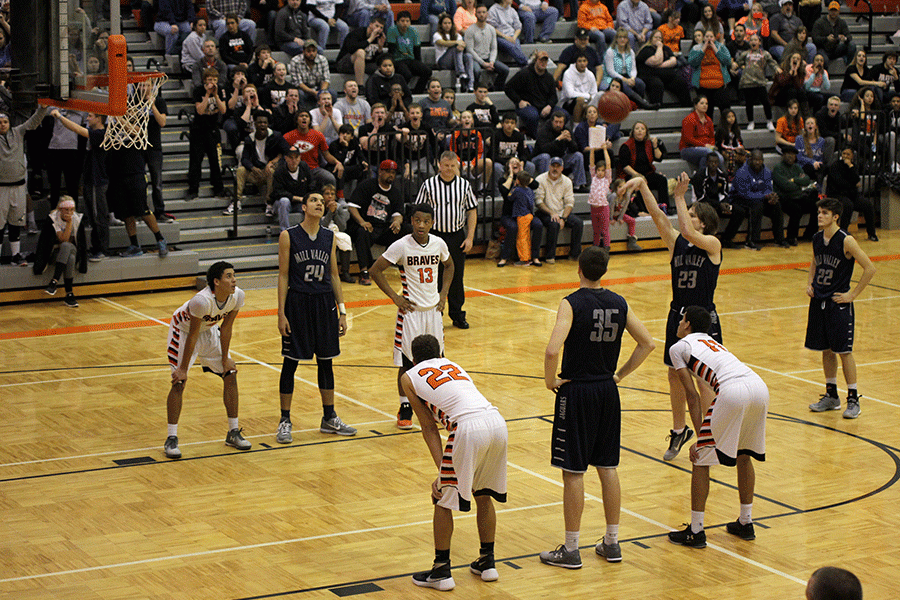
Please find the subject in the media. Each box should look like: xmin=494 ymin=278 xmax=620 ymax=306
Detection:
xmin=102 ymin=73 xmax=168 ymax=151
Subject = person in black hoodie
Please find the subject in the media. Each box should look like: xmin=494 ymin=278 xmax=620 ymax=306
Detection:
xmin=826 ymin=147 xmax=878 ymax=241
xmin=504 ymin=50 xmax=558 ymax=138
xmin=218 ymin=13 xmax=255 ymax=69
xmin=231 ymin=112 xmax=287 ymax=216
xmin=365 ymin=54 xmax=413 ymax=108
xmin=271 ymin=144 xmax=314 ymax=231
xmin=274 ymin=0 xmax=310 ymax=57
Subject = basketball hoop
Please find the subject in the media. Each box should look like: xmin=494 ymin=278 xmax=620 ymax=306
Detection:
xmin=37 ymin=34 xmax=167 ymax=149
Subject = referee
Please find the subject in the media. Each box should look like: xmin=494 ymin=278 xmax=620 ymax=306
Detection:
xmin=416 ymin=151 xmax=478 ymax=329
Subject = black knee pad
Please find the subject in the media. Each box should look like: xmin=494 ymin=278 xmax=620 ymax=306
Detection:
xmin=280 ymin=357 xmax=298 ymax=394
xmin=317 ymin=358 xmax=334 ymax=390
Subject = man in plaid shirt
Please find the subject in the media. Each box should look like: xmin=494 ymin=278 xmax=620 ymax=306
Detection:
xmin=207 ymin=0 xmax=257 ymax=40
xmin=289 ymin=40 xmax=332 ymax=107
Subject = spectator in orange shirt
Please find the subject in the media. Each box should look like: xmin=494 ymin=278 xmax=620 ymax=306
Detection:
xmin=774 ymin=98 xmax=803 ymax=153
xmin=658 ymin=9 xmax=685 ymax=56
xmin=734 ymin=3 xmax=770 ymax=44
xmin=578 ymin=0 xmax=617 ymax=57
xmin=455 ymin=0 xmax=478 ymax=34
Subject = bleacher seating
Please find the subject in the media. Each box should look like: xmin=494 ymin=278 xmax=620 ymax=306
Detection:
xmin=3 ymin=7 xmax=896 ymax=302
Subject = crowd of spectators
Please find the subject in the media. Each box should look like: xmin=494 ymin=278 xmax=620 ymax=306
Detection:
xmin=2 ymin=0 xmax=892 ymax=283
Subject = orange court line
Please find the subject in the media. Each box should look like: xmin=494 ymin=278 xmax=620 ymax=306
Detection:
xmin=3 ymin=253 xmax=898 ymax=342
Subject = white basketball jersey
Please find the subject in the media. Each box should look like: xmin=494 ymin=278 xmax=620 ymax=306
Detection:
xmin=669 ymin=332 xmax=755 ymax=392
xmin=406 ymin=358 xmax=494 ymax=430
xmin=381 ymin=234 xmax=450 ymax=310
xmin=171 ymin=287 xmax=245 ymax=333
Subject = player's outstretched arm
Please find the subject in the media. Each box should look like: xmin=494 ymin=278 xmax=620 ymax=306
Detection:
xmin=544 ymin=299 xmax=573 ymax=391
xmin=614 ymin=307 xmax=655 ymax=384
xmin=640 ymin=178 xmax=678 ymax=253
xmin=833 ymin=235 xmax=877 ymax=304
xmin=674 ymin=171 xmax=721 ymax=257
xmin=401 ymin=374 xmax=443 ymax=468
xmin=277 ymin=229 xmax=292 ymax=336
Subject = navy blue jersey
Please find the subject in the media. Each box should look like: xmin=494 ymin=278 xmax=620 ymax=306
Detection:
xmin=287 ymin=225 xmax=334 ymax=295
xmin=671 ymin=234 xmax=719 ymax=310
xmin=811 ymin=229 xmax=854 ymax=298
xmin=560 ymin=288 xmax=629 ymax=382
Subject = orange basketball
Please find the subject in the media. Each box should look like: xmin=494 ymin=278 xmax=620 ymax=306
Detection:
xmin=598 ymin=90 xmax=632 ymax=124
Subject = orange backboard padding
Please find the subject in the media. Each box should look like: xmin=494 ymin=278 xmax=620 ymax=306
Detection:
xmin=38 ymin=34 xmax=129 ymax=116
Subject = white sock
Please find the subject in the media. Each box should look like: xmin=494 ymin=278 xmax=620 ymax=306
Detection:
xmin=10 ymin=241 xmax=19 ymax=255
xmin=739 ymin=504 xmax=753 ymax=525
xmin=847 ymin=383 xmax=857 ymax=392
xmin=605 ymin=524 xmax=619 ymax=545
xmin=228 ymin=417 xmax=239 ymax=430
xmin=826 ymin=377 xmax=837 ymax=385
xmin=399 ymin=395 xmax=409 ymax=406
xmin=564 ymin=530 xmax=579 ymax=552
xmin=167 ymin=424 xmax=178 ymax=437
xmin=690 ymin=511 xmax=704 ymax=533
xmin=672 ymin=426 xmax=685 ymax=434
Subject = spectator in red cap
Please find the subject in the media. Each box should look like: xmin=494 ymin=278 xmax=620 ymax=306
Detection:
xmin=346 ymin=159 xmax=409 ymax=285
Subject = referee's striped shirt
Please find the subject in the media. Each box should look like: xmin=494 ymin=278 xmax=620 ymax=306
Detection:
xmin=416 ymin=174 xmax=478 ymax=233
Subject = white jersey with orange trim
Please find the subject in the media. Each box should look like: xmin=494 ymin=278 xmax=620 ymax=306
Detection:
xmin=405 ymin=358 xmax=495 ymax=431
xmin=669 ymin=332 xmax=755 ymax=392
xmin=381 ymin=234 xmax=450 ymax=310
xmin=171 ymin=286 xmax=246 ymax=333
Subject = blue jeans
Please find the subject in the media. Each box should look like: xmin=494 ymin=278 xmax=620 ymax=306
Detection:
xmin=496 ymin=37 xmax=529 ymax=66
xmin=309 ymin=16 xmax=350 ymax=51
xmin=537 ymin=211 xmax=584 ymax=259
xmin=347 ymin=7 xmax=394 ymax=29
xmin=588 ymin=28 xmax=616 ymax=57
xmin=280 ymin=41 xmax=304 ymax=57
xmin=154 ymin=20 xmax=191 ymax=55
xmin=515 ymin=104 xmax=543 ymax=139
xmin=210 ymin=18 xmax=257 ymax=42
xmin=473 ymin=59 xmax=510 ymax=90
xmin=275 ymin=197 xmax=299 ymax=231
xmin=518 ymin=7 xmax=559 ymax=43
xmin=500 ymin=214 xmax=544 ymax=260
xmin=437 ymin=48 xmax=475 ymax=88
xmin=680 ymin=147 xmax=724 ymax=172
xmin=533 ymin=153 xmax=586 ymax=187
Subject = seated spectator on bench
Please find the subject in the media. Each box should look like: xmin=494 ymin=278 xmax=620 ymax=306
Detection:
xmin=366 ymin=55 xmax=413 ymax=110
xmin=346 ymin=0 xmax=395 ymax=29
xmin=840 ymin=49 xmax=881 ymax=102
xmin=560 ymin=55 xmax=604 ymax=123
xmin=262 ymin=62 xmax=292 ymax=108
xmin=359 ymin=104 xmax=400 ymax=172
xmin=554 ymin=28 xmax=604 ymax=89
xmin=534 ymin=111 xmax=588 ymax=192
xmin=274 ymin=0 xmax=310 ymax=57
xmin=636 ymin=29 xmax=692 ymax=107
xmin=826 ymin=147 xmax=878 ymax=241
xmin=716 ymin=108 xmax=747 ymax=179
xmin=579 ymin=0 xmax=617 ymax=58
xmin=455 ymin=0 xmax=479 ymax=34
xmin=814 ymin=94 xmax=842 ymax=149
xmin=536 ymin=157 xmax=584 ymax=262
xmin=271 ymin=143 xmax=313 ymax=231
xmin=311 ymin=90 xmax=344 ymax=144
xmin=181 ymin=18 xmax=208 ymax=74
xmin=421 ymin=78 xmax=458 ymax=134
xmin=466 ymin=4 xmax=510 ymax=91
xmin=811 ymin=2 xmax=855 ymax=66
xmin=208 ymin=0 xmax=257 ymax=41
xmin=795 ymin=115 xmax=833 ymax=188
xmin=690 ymin=152 xmax=731 ymax=217
xmin=518 ymin=0 xmax=559 ymax=44
xmin=722 ymin=148 xmax=786 ymax=249
xmin=283 ymin=110 xmax=344 ymax=190
xmin=505 ymin=50 xmax=559 ymax=139
xmin=422 ymin=0 xmax=459 ymax=36
xmin=467 ymin=84 xmax=500 ymax=129
xmin=248 ymin=44 xmax=276 ymax=88
xmin=772 ymin=145 xmax=818 ymax=245
xmin=774 ymin=98 xmax=803 ymax=153
xmin=804 ymin=53 xmax=831 ymax=115
xmin=218 ymin=13 xmax=254 ymax=69
xmin=273 ymin=87 xmax=302 ymax=134
xmin=289 ymin=40 xmax=331 ymax=108
xmin=328 ymin=123 xmax=368 ymax=198
xmin=450 ymin=111 xmax=494 ymax=191
xmin=620 ymin=120 xmax=668 ymax=213
xmin=617 ymin=0 xmax=656 ymax=49
xmin=601 ymin=28 xmax=655 ymax=110
xmin=231 ymin=111 xmax=285 ymax=215
xmin=488 ymin=0 xmax=530 ymax=67
xmin=869 ymin=51 xmax=900 ymax=104
xmin=155 ymin=0 xmax=194 ymax=56
xmin=307 ymin=0 xmax=351 ymax=52
xmin=191 ymin=38 xmax=228 ymax=88
xmin=769 ymin=0 xmax=815 ymax=61
xmin=335 ymin=80 xmax=373 ymax=132
xmin=493 ymin=112 xmax=535 ymax=191
xmin=35 ymin=196 xmax=87 ymax=309
xmin=434 ymin=13 xmax=476 ymax=93
xmin=334 ymin=17 xmax=387 ymax=86
xmin=387 ymin=11 xmax=433 ymax=94
xmin=680 ymin=95 xmax=724 ymax=174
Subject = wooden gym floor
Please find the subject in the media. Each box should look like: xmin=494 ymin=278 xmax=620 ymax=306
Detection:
xmin=2 ymin=231 xmax=899 ymax=599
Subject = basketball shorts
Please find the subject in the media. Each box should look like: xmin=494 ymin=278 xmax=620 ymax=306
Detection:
xmin=282 ymin=290 xmax=340 ymax=361
xmin=550 ymin=379 xmax=620 ymax=472
xmin=695 ymin=373 xmax=768 ymax=467
xmin=110 ymin=173 xmax=150 ymax=219
xmin=804 ymin=298 xmax=854 ymax=354
xmin=393 ymin=307 xmax=444 ymax=366
xmin=664 ymin=306 xmax=722 ymax=367
xmin=436 ymin=409 xmax=508 ymax=512
xmin=0 ymin=184 xmax=27 ymax=229
xmin=167 ymin=324 xmax=226 ymax=375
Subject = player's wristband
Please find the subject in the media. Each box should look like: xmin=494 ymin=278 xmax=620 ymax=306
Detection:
xmin=338 ymin=303 xmax=346 ymax=315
